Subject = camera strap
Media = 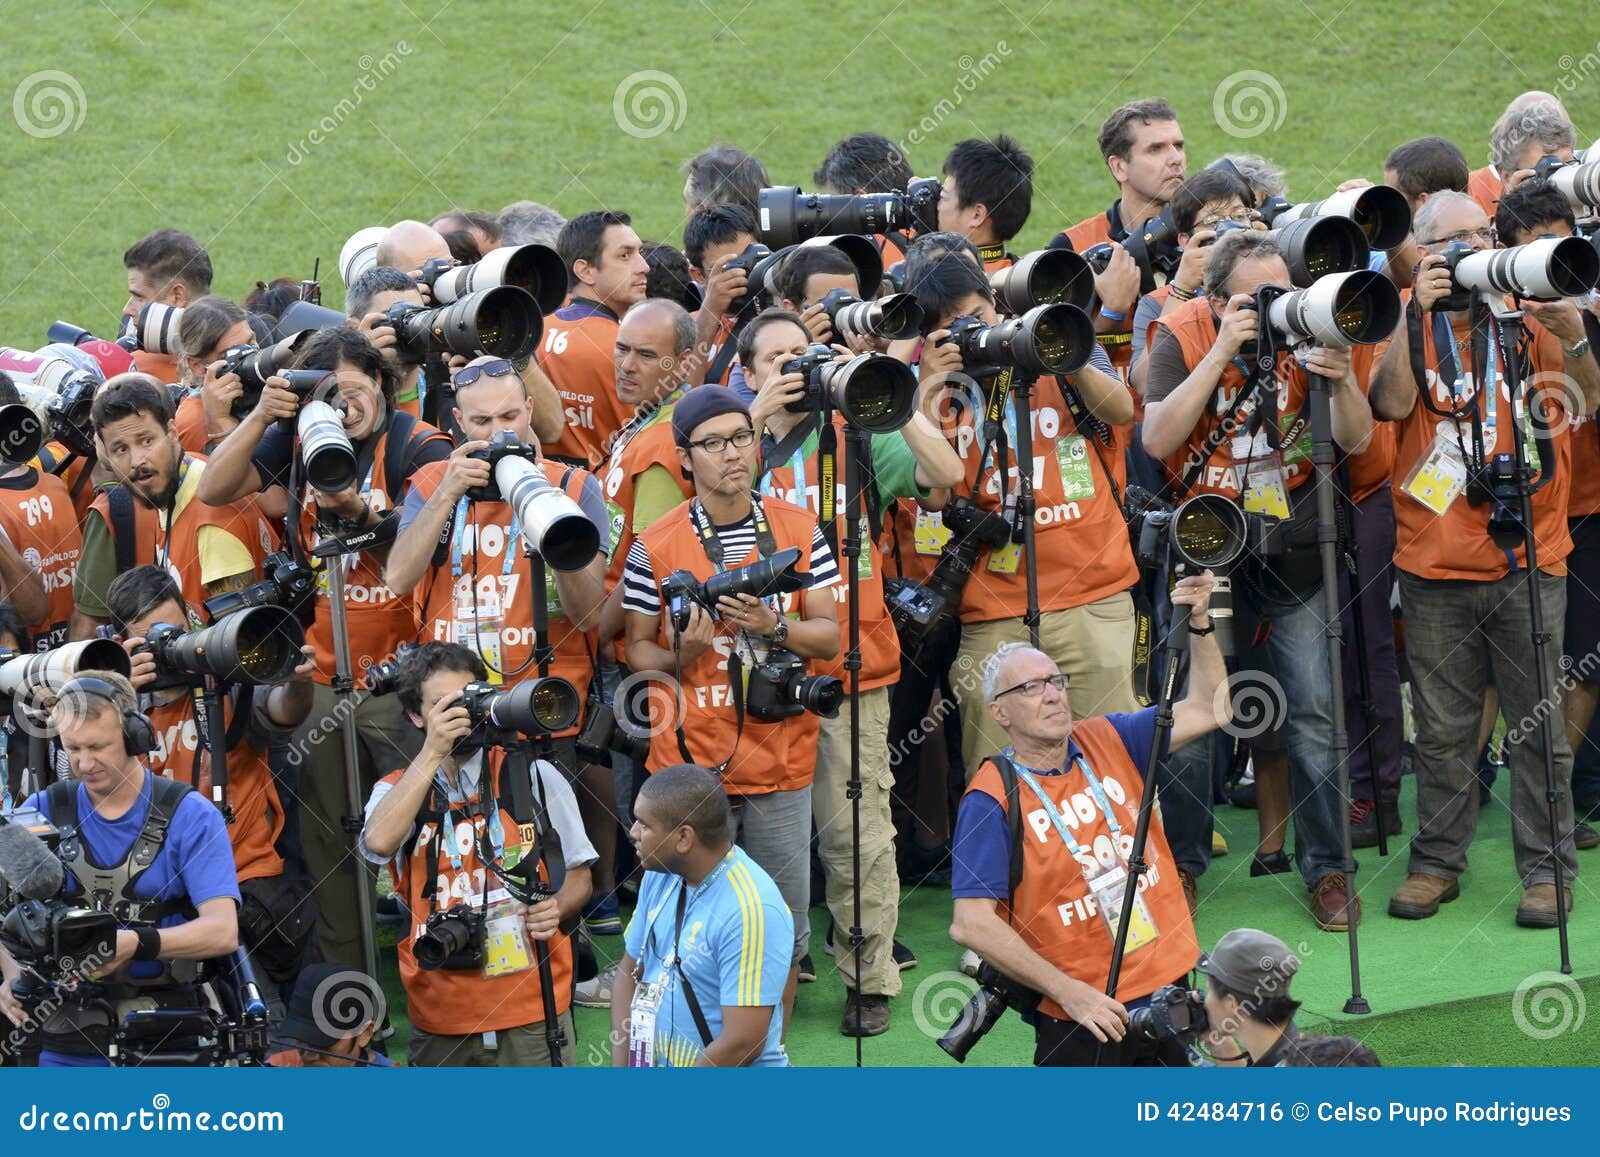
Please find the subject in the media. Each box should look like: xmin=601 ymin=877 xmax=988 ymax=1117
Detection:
xmin=1407 ymin=298 xmax=1492 ymax=471
xmin=688 ymin=494 xmax=780 ymax=569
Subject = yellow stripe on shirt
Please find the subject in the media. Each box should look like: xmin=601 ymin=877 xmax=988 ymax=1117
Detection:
xmin=728 ymin=863 xmax=765 ymax=1006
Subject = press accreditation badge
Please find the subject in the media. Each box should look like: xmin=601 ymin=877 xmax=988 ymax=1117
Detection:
xmin=628 ymin=977 xmax=663 ymax=1067
xmin=986 ymin=539 xmax=1023 ymax=575
xmin=1401 ymin=425 xmax=1469 ymax=515
xmin=1086 ymin=861 xmax=1159 ymax=954
xmin=480 ymin=899 xmax=535 ymax=980
xmin=1233 ymin=435 xmax=1290 ymax=521
xmin=1055 ymin=434 xmax=1097 ymax=502
xmin=914 ymin=508 xmax=951 ymax=556
xmin=454 ymin=587 xmax=505 ymax=684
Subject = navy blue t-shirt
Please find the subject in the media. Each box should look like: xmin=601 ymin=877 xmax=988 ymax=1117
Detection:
xmin=950 ymin=708 xmax=1159 ymax=901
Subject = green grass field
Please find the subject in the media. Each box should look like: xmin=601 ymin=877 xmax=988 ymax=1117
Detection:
xmin=5 ymin=2 xmax=1598 ymax=341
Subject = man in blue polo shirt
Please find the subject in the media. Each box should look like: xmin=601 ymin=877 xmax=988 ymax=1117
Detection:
xmin=0 ymin=671 xmax=239 ymax=1067
xmin=612 ymin=763 xmax=792 ymax=1067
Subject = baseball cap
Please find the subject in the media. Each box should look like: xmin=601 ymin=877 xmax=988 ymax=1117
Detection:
xmin=671 ymin=384 xmax=750 ymax=447
xmin=275 ymin=962 xmax=384 ymax=1051
xmin=1197 ymin=928 xmax=1299 ymax=998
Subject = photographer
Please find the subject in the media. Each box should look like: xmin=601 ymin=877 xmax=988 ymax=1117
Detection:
xmin=0 ymin=670 xmax=240 ymax=1066
xmin=1496 ymin=178 xmax=1600 ymax=851
xmin=0 ymin=373 xmax=79 ymax=646
xmin=745 ymin=308 xmax=961 ymax=1035
xmin=682 ymin=144 xmax=769 ymax=219
xmin=106 ymin=566 xmax=318 ymax=1004
xmin=541 ymin=210 xmax=651 ymax=466
xmin=772 ymin=244 xmax=879 ymax=352
xmin=1370 ymin=190 xmax=1596 ymax=926
xmin=172 ymin=295 xmax=259 ymax=454
xmin=71 ymin=374 xmax=275 ymax=641
xmin=1142 ymin=229 xmax=1373 ymax=929
xmin=386 ymin=353 xmax=612 ymax=917
xmin=622 ymin=385 xmax=841 ymax=1030
xmin=199 ymin=326 xmax=452 ymax=965
xmin=611 ymin=763 xmax=793 ymax=1066
xmin=814 ymin=131 xmax=916 ymax=265
xmin=360 ymin=642 xmax=595 ymax=1066
xmin=1198 ymin=929 xmax=1309 ymax=1067
xmin=935 ymin=135 xmax=1035 ymax=272
xmin=949 ymin=572 xmax=1225 ymax=1067
xmin=123 ymin=229 xmax=214 ymax=383
xmin=903 ymin=234 xmax=1141 ymax=783
xmin=1060 ymin=100 xmax=1188 ymax=378
xmin=684 ymin=204 xmax=758 ymax=380
xmin=1470 ymin=92 xmax=1577 ymax=215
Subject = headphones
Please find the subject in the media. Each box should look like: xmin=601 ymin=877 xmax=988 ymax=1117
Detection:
xmin=59 ymin=675 xmax=158 ymax=757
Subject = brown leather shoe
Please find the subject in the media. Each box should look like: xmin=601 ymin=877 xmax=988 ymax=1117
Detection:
xmin=1387 ymin=872 xmax=1460 ymax=919
xmin=1177 ymin=866 xmax=1198 ymax=917
xmin=1312 ymin=872 xmax=1362 ymax=931
xmin=1515 ymin=883 xmax=1574 ymax=928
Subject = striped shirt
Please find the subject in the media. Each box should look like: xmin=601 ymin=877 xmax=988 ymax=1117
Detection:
xmin=622 ymin=518 xmax=840 ymax=619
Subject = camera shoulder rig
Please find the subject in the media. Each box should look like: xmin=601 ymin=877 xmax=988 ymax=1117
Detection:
xmin=47 ymin=774 xmax=194 ymax=927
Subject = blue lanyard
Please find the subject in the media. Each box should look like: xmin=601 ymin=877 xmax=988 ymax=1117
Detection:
xmin=449 ymin=498 xmax=521 ymax=581
xmin=646 ymin=851 xmax=736 ymax=970
xmin=1443 ymin=322 xmax=1498 ymax=424
xmin=759 ymin=444 xmax=810 ymax=506
xmin=1003 ymin=747 xmax=1121 ymax=858
xmin=438 ymin=760 xmax=505 ymax=870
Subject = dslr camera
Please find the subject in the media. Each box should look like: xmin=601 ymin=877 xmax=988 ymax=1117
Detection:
xmin=364 ymin=642 xmax=416 ymax=698
xmin=744 ymin=648 xmax=843 ymax=721
xmin=384 ymin=287 xmax=541 ymax=365
xmin=138 ymin=606 xmax=307 ymax=692
xmin=413 ymin=903 xmax=485 ymax=971
xmin=779 ymin=343 xmax=917 ymax=433
xmin=1127 ymin=983 xmax=1209 ymax=1043
xmin=204 ymin=549 xmax=317 ymax=626
xmin=886 ymin=497 xmax=1013 ymax=657
xmin=460 ymin=677 xmax=581 ymax=740
xmin=467 ymin=431 xmax=601 ymax=572
xmin=659 ymin=546 xmax=811 ymax=634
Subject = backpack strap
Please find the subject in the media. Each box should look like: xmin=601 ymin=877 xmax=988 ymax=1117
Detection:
xmin=987 ymin=755 xmax=1026 ymax=908
xmin=104 ymin=485 xmax=140 ymax=575
xmin=382 ymin=411 xmax=450 ymax=505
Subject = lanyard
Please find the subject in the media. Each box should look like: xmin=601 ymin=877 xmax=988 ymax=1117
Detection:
xmin=1003 ymin=747 xmax=1120 ymax=857
xmin=450 ymin=498 xmax=521 ymax=581
xmin=435 ymin=758 xmax=505 ymax=872
xmin=1442 ymin=318 xmax=1499 ymax=425
xmin=647 ymin=852 xmax=736 ymax=970
xmin=759 ymin=443 xmax=810 ymax=506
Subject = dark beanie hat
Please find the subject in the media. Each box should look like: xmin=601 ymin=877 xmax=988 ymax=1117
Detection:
xmin=671 ymin=384 xmax=751 ymax=446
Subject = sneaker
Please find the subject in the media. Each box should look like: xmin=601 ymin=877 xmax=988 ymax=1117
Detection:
xmin=1211 ymin=831 xmax=1230 ymax=857
xmin=583 ymin=894 xmax=623 ymax=936
xmin=1349 ymin=799 xmax=1402 ymax=849
xmin=959 ymin=948 xmax=981 ymax=977
xmin=1576 ymin=821 xmax=1600 ymax=851
xmin=892 ymin=940 xmax=918 ymax=971
xmin=840 ymin=991 xmax=890 ymax=1037
xmin=1250 ymin=849 xmax=1291 ymax=877
xmin=797 ymin=953 xmax=817 ymax=983
xmin=574 ymin=961 xmax=618 ymax=1008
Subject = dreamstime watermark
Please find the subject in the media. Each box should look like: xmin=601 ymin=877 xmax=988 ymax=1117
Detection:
xmin=910 ymin=969 xmax=979 ymax=1039
xmin=3 ymin=947 xmax=115 ymax=1056
xmin=613 ymin=70 xmax=687 ymax=139
xmin=1510 ymin=970 xmax=1585 ymax=1040
xmin=285 ymin=43 xmax=413 ymax=165
xmin=13 ymin=71 xmax=87 ymax=139
xmin=1555 ymin=42 xmax=1600 ymax=98
xmin=1213 ymin=70 xmax=1287 ymax=140
xmin=1213 ymin=670 xmax=1286 ymax=740
xmin=308 ymin=968 xmax=386 ymax=1039
xmin=899 ymin=43 xmax=1012 ymax=155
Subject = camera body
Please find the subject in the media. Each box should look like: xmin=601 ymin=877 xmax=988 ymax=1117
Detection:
xmin=413 ymin=903 xmax=485 ymax=971
xmin=574 ymin=694 xmax=652 ymax=766
xmin=1127 ymin=983 xmax=1209 ymax=1043
xmin=204 ymin=549 xmax=317 ymax=625
xmin=1 ymin=810 xmax=121 ymax=982
xmin=744 ymin=647 xmax=843 ymax=721
xmin=466 ymin=430 xmax=540 ymax=503
xmin=1469 ymin=451 xmax=1530 ymax=550
xmin=944 ymin=495 xmax=1014 ymax=549
xmin=364 ymin=642 xmax=416 ymax=698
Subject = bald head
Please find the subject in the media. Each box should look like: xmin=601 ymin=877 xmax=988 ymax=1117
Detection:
xmin=1505 ymin=91 xmax=1570 ymax=123
xmin=377 ymin=220 xmax=451 ymax=273
xmin=637 ymin=764 xmax=732 ymax=846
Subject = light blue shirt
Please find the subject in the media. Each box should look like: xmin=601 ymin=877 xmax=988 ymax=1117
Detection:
xmin=623 ymin=846 xmax=792 ymax=1067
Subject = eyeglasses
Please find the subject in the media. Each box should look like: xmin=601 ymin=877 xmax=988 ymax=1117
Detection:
xmin=452 ymin=358 xmax=517 ymax=387
xmin=1419 ymin=227 xmax=1495 ymax=246
xmin=687 ymin=427 xmax=756 ymax=455
xmin=993 ymin=673 xmax=1070 ymax=700
xmin=1194 ymin=209 xmax=1256 ymax=230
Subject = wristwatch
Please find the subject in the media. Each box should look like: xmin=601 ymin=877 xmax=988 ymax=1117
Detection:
xmin=769 ymin=617 xmax=789 ymax=646
xmin=1564 ymin=337 xmax=1592 ymax=359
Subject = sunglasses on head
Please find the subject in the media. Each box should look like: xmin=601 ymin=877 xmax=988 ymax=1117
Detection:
xmin=452 ymin=358 xmax=516 ymax=387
